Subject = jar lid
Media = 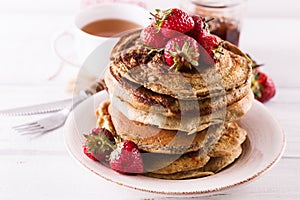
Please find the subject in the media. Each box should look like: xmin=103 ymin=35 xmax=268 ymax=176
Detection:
xmin=191 ymin=0 xmax=246 ymax=8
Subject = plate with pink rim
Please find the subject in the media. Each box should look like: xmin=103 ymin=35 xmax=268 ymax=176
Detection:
xmin=64 ymin=90 xmax=286 ymax=196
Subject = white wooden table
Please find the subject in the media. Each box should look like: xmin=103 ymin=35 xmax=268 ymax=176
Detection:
xmin=0 ymin=0 xmax=299 ymax=199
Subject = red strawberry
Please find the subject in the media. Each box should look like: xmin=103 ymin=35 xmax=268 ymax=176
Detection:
xmin=164 ymin=35 xmax=200 ymax=71
xmin=109 ymin=140 xmax=144 ymax=174
xmin=251 ymin=70 xmax=276 ymax=103
xmin=140 ymin=25 xmax=168 ymax=49
xmin=83 ymin=128 xmax=116 ymax=162
xmin=186 ymin=15 xmax=210 ymax=41
xmin=151 ymin=8 xmax=194 ymax=38
xmin=200 ymin=34 xmax=223 ymax=65
xmin=83 ymin=146 xmax=97 ymax=161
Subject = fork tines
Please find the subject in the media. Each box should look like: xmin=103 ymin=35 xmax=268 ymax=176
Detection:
xmin=13 ymin=122 xmax=45 ymax=134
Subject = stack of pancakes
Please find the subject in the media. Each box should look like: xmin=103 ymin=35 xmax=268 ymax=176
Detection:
xmin=98 ymin=30 xmax=253 ymax=179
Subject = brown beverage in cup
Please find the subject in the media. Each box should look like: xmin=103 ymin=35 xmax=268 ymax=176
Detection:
xmin=67 ymin=3 xmax=148 ymax=67
xmin=81 ymin=19 xmax=142 ymax=37
xmin=179 ymin=0 xmax=247 ymax=46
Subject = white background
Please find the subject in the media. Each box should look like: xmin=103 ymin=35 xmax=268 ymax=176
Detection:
xmin=0 ymin=0 xmax=300 ymax=199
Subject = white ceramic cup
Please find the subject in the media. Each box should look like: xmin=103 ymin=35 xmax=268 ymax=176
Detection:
xmin=54 ymin=3 xmax=149 ymax=68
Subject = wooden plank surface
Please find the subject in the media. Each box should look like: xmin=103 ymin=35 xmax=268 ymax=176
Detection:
xmin=0 ymin=155 xmax=299 ymax=199
xmin=0 ymin=0 xmax=299 ymax=199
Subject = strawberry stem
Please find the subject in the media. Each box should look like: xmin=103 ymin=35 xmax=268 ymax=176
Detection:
xmin=152 ymin=8 xmax=172 ymax=29
xmin=205 ymin=17 xmax=215 ymax=23
xmin=251 ymin=71 xmax=263 ymax=98
xmin=167 ymin=40 xmax=199 ymax=71
xmin=252 ymin=63 xmax=264 ymax=69
xmin=106 ymin=139 xmax=116 ymax=150
xmin=246 ymin=53 xmax=264 ymax=69
xmin=213 ymin=42 xmax=224 ymax=60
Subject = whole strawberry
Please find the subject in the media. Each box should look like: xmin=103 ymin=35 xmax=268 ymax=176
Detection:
xmin=83 ymin=127 xmax=116 ymax=162
xmin=251 ymin=70 xmax=276 ymax=103
xmin=109 ymin=140 xmax=144 ymax=174
xmin=199 ymin=34 xmax=223 ymax=65
xmin=164 ymin=35 xmax=200 ymax=71
xmin=186 ymin=15 xmax=210 ymax=42
xmin=152 ymin=8 xmax=194 ymax=38
xmin=140 ymin=25 xmax=168 ymax=49
xmin=83 ymin=146 xmax=98 ymax=161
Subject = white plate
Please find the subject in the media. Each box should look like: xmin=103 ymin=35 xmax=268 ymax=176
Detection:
xmin=64 ymin=91 xmax=286 ymax=196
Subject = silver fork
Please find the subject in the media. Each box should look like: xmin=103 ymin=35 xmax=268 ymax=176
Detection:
xmin=12 ymin=90 xmax=93 ymax=135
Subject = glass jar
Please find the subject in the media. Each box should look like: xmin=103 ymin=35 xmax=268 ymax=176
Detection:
xmin=179 ymin=0 xmax=247 ymax=46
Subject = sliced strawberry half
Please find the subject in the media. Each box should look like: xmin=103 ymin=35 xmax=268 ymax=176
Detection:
xmin=109 ymin=140 xmax=144 ymax=174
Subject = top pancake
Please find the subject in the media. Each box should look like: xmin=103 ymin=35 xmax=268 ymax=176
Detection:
xmin=109 ymin=29 xmax=252 ymax=100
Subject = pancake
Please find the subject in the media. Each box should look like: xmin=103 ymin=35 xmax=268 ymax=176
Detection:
xmin=203 ymin=146 xmax=243 ymax=173
xmin=108 ymin=103 xmax=224 ymax=154
xmin=98 ymin=100 xmax=222 ymax=155
xmin=208 ymin=122 xmax=247 ymax=157
xmin=143 ymin=123 xmax=246 ymax=175
xmin=105 ymin=67 xmax=252 ymax=118
xmin=143 ymin=152 xmax=210 ymax=175
xmin=109 ymin=29 xmax=252 ymax=100
xmin=144 ymin=139 xmax=244 ymax=180
xmin=109 ymin=85 xmax=253 ymax=133
xmin=145 ymin=146 xmax=242 ymax=180
xmin=145 ymin=170 xmax=214 ymax=180
xmin=95 ymin=100 xmax=116 ymax=136
xmin=96 ymin=100 xmax=247 ymax=179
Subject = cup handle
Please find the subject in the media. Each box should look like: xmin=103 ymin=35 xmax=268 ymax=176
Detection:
xmin=52 ymin=29 xmax=80 ymax=68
